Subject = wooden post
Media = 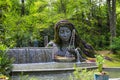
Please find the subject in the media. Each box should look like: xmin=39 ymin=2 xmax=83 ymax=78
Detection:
xmin=44 ymin=36 xmax=48 ymax=47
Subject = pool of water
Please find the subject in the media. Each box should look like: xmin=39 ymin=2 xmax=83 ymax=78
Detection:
xmin=11 ymin=69 xmax=120 ymax=80
xmin=107 ymin=71 xmax=120 ymax=78
xmin=12 ymin=72 xmax=72 ymax=80
xmin=103 ymin=68 xmax=120 ymax=78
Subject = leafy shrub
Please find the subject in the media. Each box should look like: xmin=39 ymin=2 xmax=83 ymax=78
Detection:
xmin=0 ymin=43 xmax=14 ymax=76
xmin=70 ymin=64 xmax=96 ymax=80
xmin=95 ymin=54 xmax=104 ymax=73
xmin=110 ymin=36 xmax=120 ymax=52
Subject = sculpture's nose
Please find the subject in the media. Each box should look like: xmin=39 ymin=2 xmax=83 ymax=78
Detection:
xmin=64 ymin=31 xmax=67 ymax=37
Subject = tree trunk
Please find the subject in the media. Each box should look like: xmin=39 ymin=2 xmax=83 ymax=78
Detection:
xmin=111 ymin=0 xmax=116 ymax=38
xmin=107 ymin=0 xmax=116 ymax=52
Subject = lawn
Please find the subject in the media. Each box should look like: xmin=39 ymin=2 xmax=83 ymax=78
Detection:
xmin=96 ymin=50 xmax=120 ymax=67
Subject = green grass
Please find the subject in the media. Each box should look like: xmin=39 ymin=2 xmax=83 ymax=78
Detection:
xmin=97 ymin=50 xmax=120 ymax=67
xmin=104 ymin=60 xmax=120 ymax=67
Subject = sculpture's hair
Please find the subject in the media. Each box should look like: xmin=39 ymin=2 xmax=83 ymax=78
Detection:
xmin=53 ymin=20 xmax=96 ymax=58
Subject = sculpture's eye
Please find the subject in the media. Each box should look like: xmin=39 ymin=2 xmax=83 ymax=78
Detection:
xmin=60 ymin=30 xmax=64 ymax=33
xmin=66 ymin=30 xmax=70 ymax=33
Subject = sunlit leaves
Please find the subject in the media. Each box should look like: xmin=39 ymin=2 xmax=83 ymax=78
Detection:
xmin=29 ymin=1 xmax=47 ymax=14
xmin=1 ymin=0 xmax=120 ymax=48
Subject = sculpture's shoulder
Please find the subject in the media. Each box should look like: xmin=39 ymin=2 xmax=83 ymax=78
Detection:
xmin=46 ymin=41 xmax=57 ymax=47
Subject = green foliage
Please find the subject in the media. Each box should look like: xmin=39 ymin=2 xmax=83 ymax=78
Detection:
xmin=116 ymin=3 xmax=120 ymax=37
xmin=0 ymin=43 xmax=13 ymax=76
xmin=95 ymin=54 xmax=104 ymax=73
xmin=0 ymin=0 xmax=120 ymax=49
xmin=0 ymin=74 xmax=9 ymax=80
xmin=1 ymin=0 xmax=52 ymax=47
xmin=110 ymin=36 xmax=120 ymax=52
xmin=0 ymin=43 xmax=8 ymax=51
xmin=70 ymin=64 xmax=95 ymax=80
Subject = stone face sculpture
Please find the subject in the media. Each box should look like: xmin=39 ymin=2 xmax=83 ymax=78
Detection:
xmin=46 ymin=20 xmax=95 ymax=62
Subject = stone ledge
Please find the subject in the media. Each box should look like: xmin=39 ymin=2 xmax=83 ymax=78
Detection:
xmin=12 ymin=62 xmax=97 ymax=72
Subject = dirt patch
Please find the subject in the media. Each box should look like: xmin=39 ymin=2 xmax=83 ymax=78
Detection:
xmin=96 ymin=50 xmax=110 ymax=54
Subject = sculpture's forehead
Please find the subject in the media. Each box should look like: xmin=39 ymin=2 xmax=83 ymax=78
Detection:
xmin=58 ymin=23 xmax=71 ymax=27
xmin=59 ymin=27 xmax=70 ymax=30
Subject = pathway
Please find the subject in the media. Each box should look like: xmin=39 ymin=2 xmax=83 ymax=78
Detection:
xmin=109 ymin=78 xmax=120 ymax=80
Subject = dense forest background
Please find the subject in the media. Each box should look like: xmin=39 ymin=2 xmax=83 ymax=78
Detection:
xmin=0 ymin=0 xmax=120 ymax=50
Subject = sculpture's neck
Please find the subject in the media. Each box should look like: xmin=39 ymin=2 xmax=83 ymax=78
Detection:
xmin=62 ymin=41 xmax=69 ymax=47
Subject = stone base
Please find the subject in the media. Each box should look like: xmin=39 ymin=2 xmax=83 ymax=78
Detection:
xmin=11 ymin=62 xmax=97 ymax=80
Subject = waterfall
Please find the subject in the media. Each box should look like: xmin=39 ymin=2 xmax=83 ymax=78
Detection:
xmin=7 ymin=47 xmax=53 ymax=64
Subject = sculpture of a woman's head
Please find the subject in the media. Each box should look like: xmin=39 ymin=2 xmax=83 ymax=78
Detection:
xmin=54 ymin=20 xmax=76 ymax=45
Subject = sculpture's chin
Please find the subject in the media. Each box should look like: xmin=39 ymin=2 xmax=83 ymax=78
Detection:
xmin=54 ymin=55 xmax=76 ymax=62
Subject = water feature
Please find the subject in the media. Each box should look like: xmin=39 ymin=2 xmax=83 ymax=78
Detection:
xmin=7 ymin=47 xmax=96 ymax=64
xmin=7 ymin=47 xmax=53 ymax=63
xmin=75 ymin=48 xmax=82 ymax=63
xmin=7 ymin=47 xmax=120 ymax=80
xmin=7 ymin=47 xmax=97 ymax=80
xmin=7 ymin=20 xmax=98 ymax=79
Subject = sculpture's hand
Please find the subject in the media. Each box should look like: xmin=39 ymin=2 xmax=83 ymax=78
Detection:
xmin=67 ymin=46 xmax=75 ymax=53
